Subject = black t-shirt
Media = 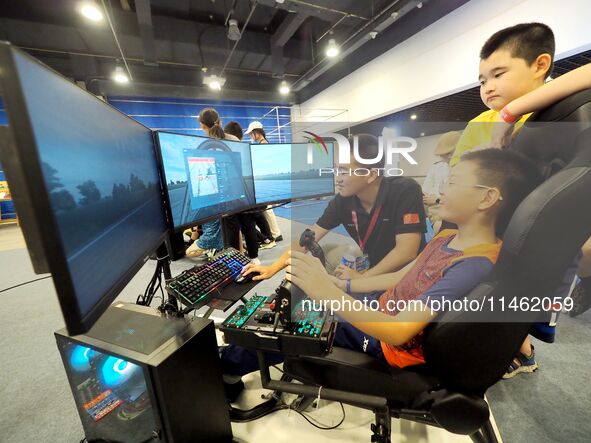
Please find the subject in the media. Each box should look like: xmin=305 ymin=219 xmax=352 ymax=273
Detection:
xmin=316 ymin=177 xmax=426 ymax=267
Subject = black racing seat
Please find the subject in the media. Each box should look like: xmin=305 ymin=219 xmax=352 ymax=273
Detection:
xmin=271 ymin=90 xmax=591 ymax=443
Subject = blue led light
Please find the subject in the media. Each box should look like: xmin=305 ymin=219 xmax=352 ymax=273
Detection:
xmin=100 ymin=356 xmax=140 ymax=387
xmin=70 ymin=345 xmax=95 ymax=372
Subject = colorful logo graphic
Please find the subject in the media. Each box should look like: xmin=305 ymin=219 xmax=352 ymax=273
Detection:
xmin=302 ymin=131 xmax=329 ymax=156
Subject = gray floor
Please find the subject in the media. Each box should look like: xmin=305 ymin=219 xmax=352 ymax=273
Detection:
xmin=486 ymin=310 xmax=591 ymax=442
xmin=1 ymin=219 xmax=590 ymax=442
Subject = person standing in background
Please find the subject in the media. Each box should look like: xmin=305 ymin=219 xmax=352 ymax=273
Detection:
xmin=422 ymin=131 xmax=461 ymax=233
xmin=186 ymin=108 xmax=239 ymax=258
xmin=245 ymin=121 xmax=283 ymax=243
xmin=223 ymin=120 xmax=275 ymax=263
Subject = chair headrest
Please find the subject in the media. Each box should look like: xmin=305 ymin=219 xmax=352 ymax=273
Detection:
xmin=511 ymin=88 xmax=591 ymax=178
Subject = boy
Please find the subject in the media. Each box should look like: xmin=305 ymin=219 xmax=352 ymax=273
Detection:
xmin=222 ymin=150 xmax=542 ymax=384
xmin=241 ymin=134 xmax=426 ymax=282
xmin=450 ymin=23 xmax=555 ymax=165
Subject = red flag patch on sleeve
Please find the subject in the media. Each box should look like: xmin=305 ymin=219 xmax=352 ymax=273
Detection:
xmin=403 ymin=213 xmax=420 ymax=224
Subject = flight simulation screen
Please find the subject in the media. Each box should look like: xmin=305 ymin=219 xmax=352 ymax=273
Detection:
xmin=6 ymin=47 xmax=168 ymax=330
xmin=250 ymin=142 xmax=335 ymax=204
xmin=156 ymin=132 xmax=255 ymax=229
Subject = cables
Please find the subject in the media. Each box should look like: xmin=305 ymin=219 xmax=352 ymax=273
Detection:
xmin=136 ymin=255 xmax=167 ymax=307
xmin=235 ymin=364 xmax=347 ymax=430
xmin=81 ymin=434 xmax=157 ymax=443
xmin=233 ymin=400 xmax=346 ymax=430
xmin=0 ymin=275 xmax=51 ymax=294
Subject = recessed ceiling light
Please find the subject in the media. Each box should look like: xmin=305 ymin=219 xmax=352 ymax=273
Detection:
xmin=279 ymin=80 xmax=290 ymax=94
xmin=410 ymin=114 xmax=417 ymax=120
xmin=112 ymin=66 xmax=129 ymax=83
xmin=326 ymin=39 xmax=340 ymax=58
xmin=203 ymin=74 xmax=226 ymax=91
xmin=79 ymin=2 xmax=103 ymax=22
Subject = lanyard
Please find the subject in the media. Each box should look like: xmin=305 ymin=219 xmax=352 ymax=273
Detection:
xmin=351 ymin=206 xmax=382 ymax=253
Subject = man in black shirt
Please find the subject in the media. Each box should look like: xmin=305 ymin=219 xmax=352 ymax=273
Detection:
xmin=242 ymin=134 xmax=425 ymax=281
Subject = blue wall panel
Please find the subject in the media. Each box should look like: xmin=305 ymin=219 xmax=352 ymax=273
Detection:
xmin=108 ymin=96 xmax=292 ymax=143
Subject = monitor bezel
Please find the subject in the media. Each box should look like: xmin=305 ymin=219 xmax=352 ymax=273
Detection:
xmin=154 ymin=130 xmax=259 ymax=233
xmin=0 ymin=43 xmax=169 ymax=335
xmin=250 ymin=141 xmax=336 ymax=206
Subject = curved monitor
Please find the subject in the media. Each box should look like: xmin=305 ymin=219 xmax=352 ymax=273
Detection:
xmin=0 ymin=43 xmax=168 ymax=334
xmin=155 ymin=131 xmax=255 ymax=231
xmin=251 ymin=142 xmax=335 ymax=205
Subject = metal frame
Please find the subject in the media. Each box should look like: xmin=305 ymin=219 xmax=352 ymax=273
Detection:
xmin=256 ymin=350 xmax=500 ymax=443
xmin=0 ymin=43 xmax=169 ymax=335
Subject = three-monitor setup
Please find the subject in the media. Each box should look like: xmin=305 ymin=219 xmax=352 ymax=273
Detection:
xmin=0 ymin=43 xmax=335 ymax=335
xmin=156 ymin=132 xmax=335 ymax=231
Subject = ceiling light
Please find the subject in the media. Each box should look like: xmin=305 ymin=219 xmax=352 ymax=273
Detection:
xmin=417 ymin=2 xmax=423 ymax=8
xmin=112 ymin=66 xmax=129 ymax=83
xmin=79 ymin=2 xmax=103 ymax=21
xmin=325 ymin=39 xmax=340 ymax=58
xmin=410 ymin=114 xmax=417 ymax=120
xmin=203 ymin=74 xmax=226 ymax=90
xmin=227 ymin=19 xmax=241 ymax=41
xmin=279 ymin=80 xmax=290 ymax=94
xmin=420 ymin=132 xmax=425 ymax=136
xmin=276 ymin=0 xmax=286 ymax=3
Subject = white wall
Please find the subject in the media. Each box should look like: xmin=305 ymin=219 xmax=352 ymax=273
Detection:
xmin=404 ymin=134 xmax=443 ymax=180
xmin=298 ymin=0 xmax=591 ymax=124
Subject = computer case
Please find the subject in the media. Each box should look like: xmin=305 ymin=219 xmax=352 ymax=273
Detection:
xmin=55 ymin=303 xmax=232 ymax=442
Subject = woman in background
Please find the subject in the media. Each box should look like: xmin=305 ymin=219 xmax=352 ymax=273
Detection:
xmin=185 ymin=108 xmax=239 ymax=257
xmin=245 ymin=121 xmax=283 ymax=245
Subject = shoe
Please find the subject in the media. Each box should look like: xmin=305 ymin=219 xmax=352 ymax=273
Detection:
xmin=223 ymin=379 xmax=245 ymax=403
xmin=259 ymin=240 xmax=276 ymax=250
xmin=250 ymin=258 xmax=261 ymax=266
xmin=502 ymin=345 xmax=538 ymax=379
xmin=569 ymin=281 xmax=591 ymax=317
xmin=275 ymin=235 xmax=284 ymax=242
xmin=185 ymin=242 xmax=205 ymax=257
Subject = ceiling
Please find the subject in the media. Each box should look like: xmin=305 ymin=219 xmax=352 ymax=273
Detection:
xmin=0 ymin=0 xmax=469 ymax=103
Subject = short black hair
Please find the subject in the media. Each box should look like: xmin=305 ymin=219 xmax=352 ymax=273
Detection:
xmin=462 ymin=149 xmax=543 ymax=237
xmin=349 ymin=133 xmax=385 ymax=169
xmin=224 ymin=121 xmax=243 ymax=141
xmin=480 ymin=23 xmax=555 ymax=79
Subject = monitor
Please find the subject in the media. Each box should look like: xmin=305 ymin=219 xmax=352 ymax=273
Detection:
xmin=251 ymin=142 xmax=335 ymax=205
xmin=0 ymin=43 xmax=169 ymax=335
xmin=155 ymin=131 xmax=255 ymax=231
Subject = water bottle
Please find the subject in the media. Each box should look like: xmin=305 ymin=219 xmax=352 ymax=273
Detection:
xmin=340 ymin=245 xmax=357 ymax=270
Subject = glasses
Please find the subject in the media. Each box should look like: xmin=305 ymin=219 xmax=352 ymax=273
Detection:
xmin=442 ymin=179 xmax=503 ymax=201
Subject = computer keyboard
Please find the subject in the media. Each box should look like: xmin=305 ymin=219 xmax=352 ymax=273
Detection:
xmin=166 ymin=248 xmax=252 ymax=309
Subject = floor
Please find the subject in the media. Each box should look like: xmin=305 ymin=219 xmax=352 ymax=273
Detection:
xmin=0 ymin=222 xmax=25 ymax=251
xmin=2 ymin=213 xmax=590 ymax=442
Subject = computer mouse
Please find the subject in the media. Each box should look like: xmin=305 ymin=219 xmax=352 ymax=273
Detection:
xmin=235 ymin=271 xmax=260 ymax=284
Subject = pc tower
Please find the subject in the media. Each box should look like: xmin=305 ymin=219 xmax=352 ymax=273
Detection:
xmin=55 ymin=303 xmax=232 ymax=442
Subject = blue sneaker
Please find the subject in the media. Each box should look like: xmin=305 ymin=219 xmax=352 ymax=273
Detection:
xmin=503 ymin=345 xmax=538 ymax=379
